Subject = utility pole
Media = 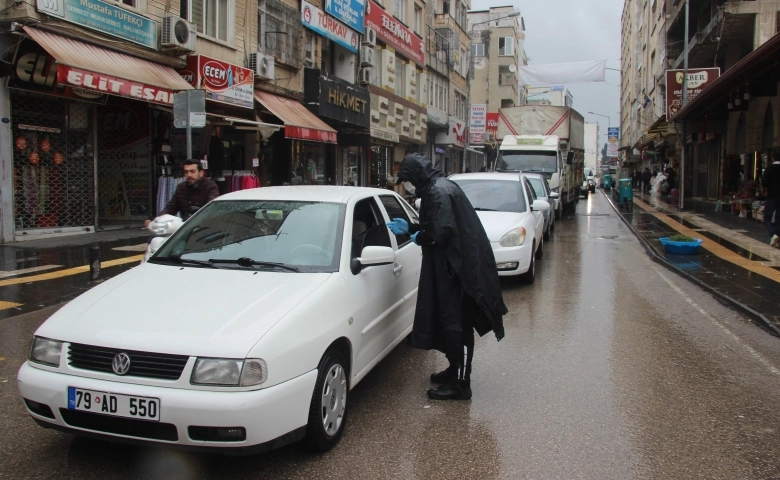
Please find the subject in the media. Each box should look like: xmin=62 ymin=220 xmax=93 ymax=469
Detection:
xmin=679 ymin=0 xmax=689 ymax=210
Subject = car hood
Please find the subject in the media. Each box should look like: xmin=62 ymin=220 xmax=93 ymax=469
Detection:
xmin=476 ymin=211 xmax=529 ymax=242
xmin=35 ymin=264 xmax=332 ymax=358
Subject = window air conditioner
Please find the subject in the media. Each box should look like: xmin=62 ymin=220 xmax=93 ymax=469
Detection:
xmin=359 ymin=67 xmax=372 ymax=85
xmin=360 ymin=46 xmax=375 ymax=67
xmin=363 ymin=27 xmax=377 ymax=48
xmin=249 ymin=52 xmax=275 ymax=81
xmin=161 ymin=15 xmax=197 ymax=53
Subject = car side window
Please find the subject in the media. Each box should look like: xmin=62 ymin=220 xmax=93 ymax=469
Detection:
xmin=379 ymin=195 xmax=413 ymax=247
xmin=524 ymin=180 xmax=537 ymax=204
xmin=352 ymin=198 xmax=391 ymax=258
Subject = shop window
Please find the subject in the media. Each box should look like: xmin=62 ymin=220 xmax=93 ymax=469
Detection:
xmin=182 ymin=0 xmax=233 ymax=42
xmin=498 ymin=37 xmax=514 ymax=56
xmin=379 ymin=195 xmax=416 ymax=246
xmin=259 ymin=0 xmax=303 ymax=68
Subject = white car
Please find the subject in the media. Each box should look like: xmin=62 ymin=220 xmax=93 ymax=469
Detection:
xmin=18 ymin=186 xmax=422 ymax=454
xmin=450 ymin=173 xmax=549 ymax=284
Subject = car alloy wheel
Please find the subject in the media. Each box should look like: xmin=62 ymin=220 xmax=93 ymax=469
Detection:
xmin=306 ymin=349 xmax=349 ymax=451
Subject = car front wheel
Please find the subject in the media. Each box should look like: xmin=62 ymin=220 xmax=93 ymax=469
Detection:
xmin=306 ymin=349 xmax=349 ymax=451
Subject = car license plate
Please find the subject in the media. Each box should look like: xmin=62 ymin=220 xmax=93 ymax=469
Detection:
xmin=67 ymin=387 xmax=160 ymax=421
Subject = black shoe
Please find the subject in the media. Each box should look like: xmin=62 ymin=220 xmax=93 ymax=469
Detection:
xmin=427 ymin=382 xmax=472 ymax=400
xmin=430 ymin=367 xmax=453 ymax=384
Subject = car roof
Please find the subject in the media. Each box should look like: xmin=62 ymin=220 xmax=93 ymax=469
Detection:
xmin=449 ymin=172 xmax=521 ymax=182
xmin=213 ymin=186 xmax=392 ymax=204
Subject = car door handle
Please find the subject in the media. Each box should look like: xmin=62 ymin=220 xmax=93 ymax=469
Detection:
xmin=393 ymin=264 xmax=403 ymax=275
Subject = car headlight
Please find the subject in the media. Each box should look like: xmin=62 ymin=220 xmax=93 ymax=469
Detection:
xmin=190 ymin=358 xmax=268 ymax=386
xmin=30 ymin=336 xmax=63 ymax=367
xmin=499 ymin=227 xmax=527 ymax=247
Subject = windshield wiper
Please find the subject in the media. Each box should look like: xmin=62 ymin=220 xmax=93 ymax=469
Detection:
xmin=473 ymin=207 xmax=497 ymax=211
xmin=209 ymin=257 xmax=301 ymax=272
xmin=155 ymin=255 xmax=221 ymax=269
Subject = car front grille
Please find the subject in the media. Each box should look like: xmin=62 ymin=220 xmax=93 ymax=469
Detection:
xmin=60 ymin=409 xmax=178 ymax=441
xmin=68 ymin=343 xmax=189 ymax=380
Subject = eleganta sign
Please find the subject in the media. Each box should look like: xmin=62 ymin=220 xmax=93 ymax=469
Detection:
xmin=364 ymin=0 xmax=424 ymax=67
xmin=302 ymin=0 xmax=359 ymax=54
xmin=180 ymin=55 xmax=254 ymax=109
xmin=304 ymin=68 xmax=369 ymax=128
xmin=36 ymin=0 xmax=157 ymax=50
xmin=6 ymin=39 xmax=107 ymax=103
xmin=325 ymin=0 xmax=364 ymax=34
xmin=665 ymin=68 xmax=720 ymax=119
xmin=58 ymin=65 xmax=176 ymax=105
xmin=607 ymin=127 xmax=619 ymax=158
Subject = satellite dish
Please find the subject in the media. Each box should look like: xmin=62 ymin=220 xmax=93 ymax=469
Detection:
xmin=508 ymin=64 xmax=517 ymax=72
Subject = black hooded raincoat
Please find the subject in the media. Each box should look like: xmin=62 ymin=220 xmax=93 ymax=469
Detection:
xmin=398 ymin=154 xmax=507 ymax=353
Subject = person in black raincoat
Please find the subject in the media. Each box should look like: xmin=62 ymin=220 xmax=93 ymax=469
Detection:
xmin=387 ymin=153 xmax=507 ymax=400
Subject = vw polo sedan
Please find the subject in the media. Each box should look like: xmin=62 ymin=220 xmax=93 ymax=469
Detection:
xmin=18 ymin=187 xmax=421 ymax=454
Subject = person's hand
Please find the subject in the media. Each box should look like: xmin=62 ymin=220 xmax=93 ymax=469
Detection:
xmin=386 ymin=218 xmax=409 ymax=235
xmin=144 ymin=219 xmax=151 ymax=227
xmin=410 ymin=231 xmax=420 ymax=245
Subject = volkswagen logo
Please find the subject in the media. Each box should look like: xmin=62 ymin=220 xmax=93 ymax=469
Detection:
xmin=112 ymin=353 xmax=131 ymax=375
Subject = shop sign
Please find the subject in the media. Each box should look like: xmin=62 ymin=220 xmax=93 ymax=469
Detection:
xmin=469 ymin=104 xmax=486 ymax=143
xmin=370 ymin=127 xmax=398 ymax=143
xmin=607 ymin=127 xmax=619 ymax=157
xmin=58 ymin=65 xmax=175 ymax=105
xmin=325 ymin=0 xmax=365 ymax=34
xmin=435 ymin=116 xmax=465 ymax=147
xmin=304 ymin=68 xmax=369 ymax=128
xmin=486 ymin=112 xmax=498 ymax=140
xmin=6 ymin=39 xmax=107 ymax=103
xmin=302 ymin=0 xmax=359 ymax=54
xmin=665 ymin=68 xmax=720 ymax=119
xmin=364 ymin=0 xmax=424 ymax=67
xmin=180 ymin=55 xmax=254 ymax=109
xmin=36 ymin=0 xmax=157 ymax=50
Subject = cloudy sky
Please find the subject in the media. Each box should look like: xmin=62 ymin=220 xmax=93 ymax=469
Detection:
xmin=470 ymin=0 xmax=623 ymax=150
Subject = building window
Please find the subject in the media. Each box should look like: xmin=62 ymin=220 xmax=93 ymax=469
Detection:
xmin=428 ymin=72 xmax=448 ymax=112
xmin=396 ymin=56 xmax=406 ymax=97
xmin=455 ymin=91 xmax=467 ymax=120
xmin=414 ymin=4 xmax=422 ymax=34
xmin=498 ymin=37 xmax=514 ymax=56
xmin=460 ymin=46 xmax=467 ymax=77
xmin=304 ymin=31 xmax=315 ymax=67
xmin=394 ymin=0 xmax=406 ymax=23
xmin=182 ymin=0 xmax=234 ymax=42
xmin=498 ymin=65 xmax=513 ymax=86
xmin=501 ymin=98 xmax=513 ymax=108
xmin=471 ymin=43 xmax=485 ymax=57
xmin=259 ymin=0 xmax=303 ymax=68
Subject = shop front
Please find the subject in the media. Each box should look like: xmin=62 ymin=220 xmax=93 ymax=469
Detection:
xmin=303 ymin=68 xmax=370 ymax=186
xmin=434 ymin=116 xmax=467 ymax=176
xmin=7 ymin=28 xmax=193 ymax=240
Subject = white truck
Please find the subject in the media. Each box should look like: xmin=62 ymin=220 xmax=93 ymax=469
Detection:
xmin=496 ymin=106 xmax=585 ymax=219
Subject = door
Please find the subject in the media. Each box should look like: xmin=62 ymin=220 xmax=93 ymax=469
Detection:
xmin=342 ymin=196 xmax=402 ymax=375
xmin=524 ymin=179 xmax=543 ymax=245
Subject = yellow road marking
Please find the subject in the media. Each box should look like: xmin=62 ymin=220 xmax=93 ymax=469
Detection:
xmin=0 ymin=301 xmax=21 ymax=310
xmin=0 ymin=255 xmax=144 ymax=288
xmin=633 ymin=198 xmax=780 ymax=284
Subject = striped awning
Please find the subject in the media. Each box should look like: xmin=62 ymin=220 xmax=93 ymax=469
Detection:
xmin=254 ymin=90 xmax=337 ymax=144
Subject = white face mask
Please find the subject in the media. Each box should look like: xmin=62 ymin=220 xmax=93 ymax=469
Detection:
xmin=403 ymin=181 xmax=416 ymax=195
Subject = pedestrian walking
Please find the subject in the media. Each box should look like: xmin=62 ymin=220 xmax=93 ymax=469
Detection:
xmin=762 ymin=151 xmax=780 ymax=247
xmin=387 ymin=153 xmax=507 ymax=400
xmin=641 ymin=167 xmax=652 ymax=194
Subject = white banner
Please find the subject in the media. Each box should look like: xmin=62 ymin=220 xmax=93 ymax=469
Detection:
xmin=518 ymin=60 xmax=606 ymax=86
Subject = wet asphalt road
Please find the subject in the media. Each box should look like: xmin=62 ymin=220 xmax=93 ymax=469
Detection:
xmin=3 ymin=191 xmax=780 ymax=479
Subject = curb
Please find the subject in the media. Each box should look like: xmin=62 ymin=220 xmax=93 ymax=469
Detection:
xmin=601 ymin=189 xmax=780 ymax=338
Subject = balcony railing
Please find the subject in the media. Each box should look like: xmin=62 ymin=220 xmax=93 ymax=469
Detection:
xmin=426 ymin=25 xmax=449 ymax=75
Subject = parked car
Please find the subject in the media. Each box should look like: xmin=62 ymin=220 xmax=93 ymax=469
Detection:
xmin=18 ymin=186 xmax=422 ymax=454
xmin=449 ymin=172 xmax=549 ymax=284
xmin=524 ymin=172 xmax=557 ymax=241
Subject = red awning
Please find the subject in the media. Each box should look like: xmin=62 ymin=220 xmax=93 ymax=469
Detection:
xmin=24 ymin=27 xmax=192 ymax=106
xmin=254 ymin=91 xmax=337 ymax=144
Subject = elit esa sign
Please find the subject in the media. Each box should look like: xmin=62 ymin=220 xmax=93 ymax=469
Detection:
xmin=36 ymin=0 xmax=158 ymax=50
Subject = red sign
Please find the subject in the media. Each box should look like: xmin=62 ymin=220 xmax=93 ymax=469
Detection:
xmin=286 ymin=126 xmax=337 ymax=143
xmin=180 ymin=55 xmax=254 ymax=109
xmin=665 ymin=68 xmax=720 ymax=119
xmin=486 ymin=113 xmax=499 ymax=140
xmin=365 ymin=0 xmax=424 ymax=67
xmin=57 ymin=66 xmax=176 ymax=105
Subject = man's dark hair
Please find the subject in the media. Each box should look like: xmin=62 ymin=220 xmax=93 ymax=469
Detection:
xmin=183 ymin=159 xmax=203 ymax=171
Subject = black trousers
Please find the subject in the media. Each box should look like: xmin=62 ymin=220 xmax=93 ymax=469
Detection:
xmin=442 ymin=294 xmax=477 ymax=383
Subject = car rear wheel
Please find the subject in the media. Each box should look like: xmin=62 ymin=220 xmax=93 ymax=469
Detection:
xmin=305 ymin=349 xmax=349 ymax=451
xmin=519 ymin=247 xmax=535 ymax=284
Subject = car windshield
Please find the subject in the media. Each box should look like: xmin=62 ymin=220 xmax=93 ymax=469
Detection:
xmin=495 ymin=151 xmax=557 ymax=173
xmin=150 ymin=200 xmax=345 ymax=273
xmin=452 ymin=179 xmax=527 ymax=213
xmin=527 ymin=178 xmax=547 ymax=198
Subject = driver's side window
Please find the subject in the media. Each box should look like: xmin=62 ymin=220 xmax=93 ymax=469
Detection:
xmin=351 ymin=198 xmax=391 ymax=258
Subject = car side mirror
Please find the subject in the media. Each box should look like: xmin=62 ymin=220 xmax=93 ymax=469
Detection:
xmin=549 ymin=191 xmax=560 ymax=199
xmin=350 ymin=246 xmax=396 ymax=274
xmin=566 ymin=152 xmax=574 ymax=165
xmin=531 ymin=200 xmax=550 ymax=212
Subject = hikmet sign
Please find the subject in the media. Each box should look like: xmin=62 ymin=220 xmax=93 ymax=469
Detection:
xmin=180 ymin=55 xmax=254 ymax=109
xmin=364 ymin=0 xmax=424 ymax=67
xmin=36 ymin=0 xmax=157 ymax=50
xmin=304 ymin=68 xmax=369 ymax=128
xmin=302 ymin=0 xmax=359 ymax=54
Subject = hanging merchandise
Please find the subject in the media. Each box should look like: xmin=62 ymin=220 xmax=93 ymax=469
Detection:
xmin=16 ymin=136 xmax=27 ymax=150
xmin=52 ymin=152 xmax=64 ymax=165
xmin=222 ymin=170 xmax=260 ymax=192
xmin=40 ymin=139 xmax=51 ymax=153
xmin=28 ymin=151 xmax=40 ymax=165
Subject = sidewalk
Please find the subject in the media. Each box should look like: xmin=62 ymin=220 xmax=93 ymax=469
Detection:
xmin=603 ymin=188 xmax=780 ymax=334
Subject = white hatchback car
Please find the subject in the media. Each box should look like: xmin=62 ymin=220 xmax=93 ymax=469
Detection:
xmin=18 ymin=187 xmax=422 ymax=454
xmin=450 ymin=173 xmax=549 ymax=284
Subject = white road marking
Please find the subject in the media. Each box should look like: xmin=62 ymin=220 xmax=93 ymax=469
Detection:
xmin=654 ymin=267 xmax=780 ymax=376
